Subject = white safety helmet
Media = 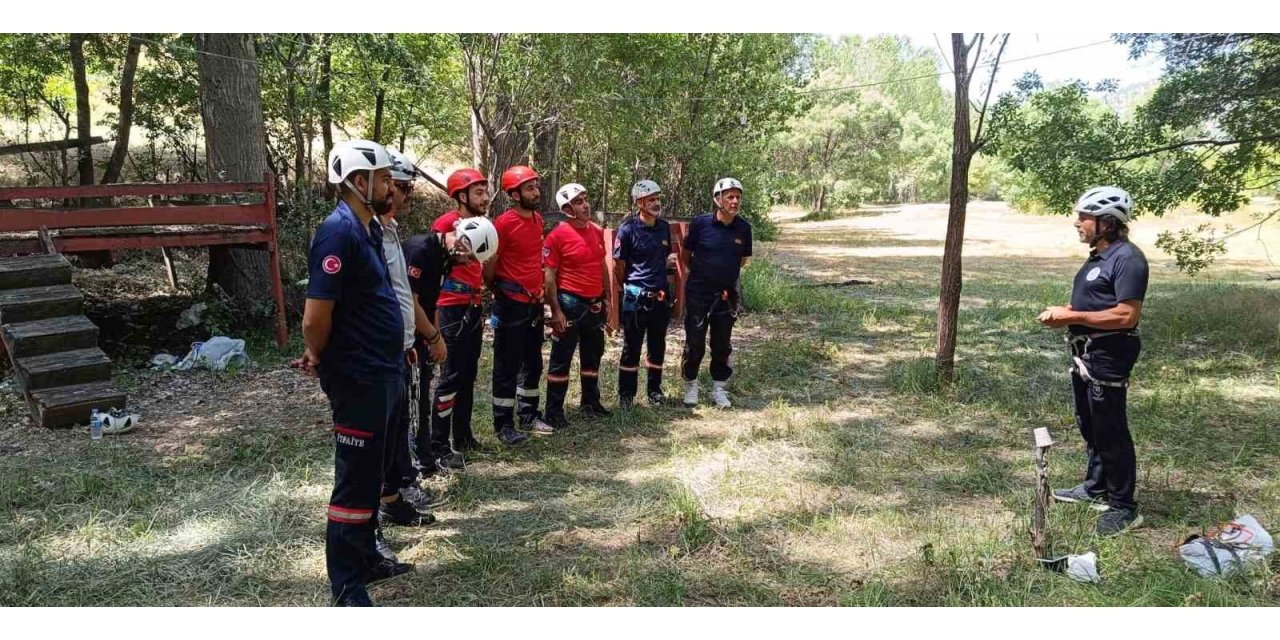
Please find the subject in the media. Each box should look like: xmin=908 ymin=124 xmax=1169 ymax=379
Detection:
xmin=1073 ymin=186 xmax=1134 ymax=223
xmin=555 ymin=182 xmax=588 ymax=209
xmin=712 ymin=177 xmax=744 ymax=199
xmin=455 ymin=216 xmax=499 ymax=263
xmin=631 ymin=179 xmax=661 ymax=202
xmin=328 ymin=139 xmax=394 ymax=204
xmin=389 ymin=150 xmax=419 ymax=182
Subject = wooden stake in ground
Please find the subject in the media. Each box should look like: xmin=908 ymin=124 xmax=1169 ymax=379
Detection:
xmin=1032 ymin=427 xmax=1054 ymax=560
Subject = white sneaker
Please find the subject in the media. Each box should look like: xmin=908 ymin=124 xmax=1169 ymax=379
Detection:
xmin=711 ymin=383 xmax=731 ymax=409
xmin=683 ymin=380 xmax=699 ymax=407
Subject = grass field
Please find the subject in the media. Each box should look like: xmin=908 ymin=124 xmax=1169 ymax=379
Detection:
xmin=2 ymin=202 xmax=1279 ymax=606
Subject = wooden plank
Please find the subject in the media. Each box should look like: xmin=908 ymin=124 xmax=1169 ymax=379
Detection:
xmin=27 ymin=380 xmax=127 ymax=428
xmin=54 ymin=230 xmax=271 ymax=253
xmin=0 ymin=136 xmax=108 ymax=157
xmin=0 ymin=254 xmax=72 ymax=290
xmin=671 ymin=222 xmax=687 ymax=321
xmin=0 ymin=181 xmax=268 ymax=200
xmin=0 ymin=204 xmax=271 ymax=232
xmin=14 ymin=347 xmax=111 ymax=392
xmin=0 ymin=284 xmax=83 ymax=324
xmin=2 ymin=315 xmax=98 ymax=359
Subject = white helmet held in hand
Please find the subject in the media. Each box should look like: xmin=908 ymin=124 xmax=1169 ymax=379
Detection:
xmin=1074 ymin=186 xmax=1133 ymax=223
xmin=556 ymin=182 xmax=588 ymax=209
xmin=455 ymin=216 xmax=499 ymax=263
xmin=389 ymin=150 xmax=419 ymax=182
xmin=712 ymin=177 xmax=743 ymax=198
xmin=328 ymin=139 xmax=394 ymax=204
xmin=631 ymin=179 xmax=661 ymax=202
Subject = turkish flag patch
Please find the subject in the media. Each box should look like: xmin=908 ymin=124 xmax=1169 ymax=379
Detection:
xmin=408 ymin=266 xmax=422 ymax=278
xmin=322 ymin=255 xmax=342 ymax=274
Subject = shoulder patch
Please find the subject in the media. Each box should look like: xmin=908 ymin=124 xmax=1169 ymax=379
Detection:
xmin=322 ymin=255 xmax=342 ymax=274
xmin=408 ymin=266 xmax=422 ymax=278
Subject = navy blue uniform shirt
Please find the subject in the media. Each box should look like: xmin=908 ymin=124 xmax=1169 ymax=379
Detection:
xmin=306 ymin=201 xmax=404 ymax=381
xmin=684 ymin=212 xmax=752 ymax=297
xmin=403 ymin=233 xmax=452 ymax=320
xmin=613 ymin=215 xmax=673 ymax=292
xmin=1069 ymin=239 xmax=1149 ymax=335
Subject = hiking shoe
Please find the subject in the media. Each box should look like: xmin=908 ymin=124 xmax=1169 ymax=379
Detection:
xmin=379 ymin=498 xmax=436 ymax=527
xmin=1053 ymin=484 xmax=1109 ymax=512
xmin=1095 ymin=508 xmax=1143 ymax=536
xmin=525 ymin=417 xmax=555 ymax=436
xmin=435 ymin=451 xmax=466 ymax=474
xmin=374 ymin=527 xmax=397 ymax=563
xmin=619 ymin=396 xmax=635 ymax=410
xmin=497 ymin=427 xmax=528 ymax=446
xmin=711 ymin=383 xmax=731 ymax=409
xmin=647 ymin=392 xmax=667 ymax=407
xmin=400 ymin=484 xmax=447 ymax=510
xmin=547 ymin=414 xmax=571 ymax=431
xmin=334 ymin=588 xmax=374 ymax=607
xmin=683 ymin=380 xmax=699 ymax=407
xmin=580 ymin=402 xmax=611 ymax=417
xmin=365 ymin=559 xmax=414 ymax=585
xmin=454 ymin=437 xmax=483 ymax=452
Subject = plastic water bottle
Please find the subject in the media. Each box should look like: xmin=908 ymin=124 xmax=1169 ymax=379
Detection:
xmin=90 ymin=408 xmax=103 ymax=441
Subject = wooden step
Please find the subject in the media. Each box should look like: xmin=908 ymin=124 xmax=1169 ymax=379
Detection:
xmin=0 ymin=284 xmax=83 ymax=325
xmin=13 ymin=347 xmax=111 ymax=392
xmin=27 ymin=380 xmax=128 ymax=428
xmin=0 ymin=254 xmax=72 ymax=290
xmin=1 ymin=315 xmax=99 ymax=359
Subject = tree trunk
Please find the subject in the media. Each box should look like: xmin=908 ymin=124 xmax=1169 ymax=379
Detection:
xmin=195 ymin=33 xmax=274 ymax=309
xmin=101 ymin=35 xmax=143 ymax=184
xmin=534 ymin=114 xmax=560 ymax=212
xmin=470 ymin=109 xmax=483 ymax=169
xmin=816 ymin=183 xmax=827 ymax=213
xmin=372 ymin=67 xmax=390 ymax=142
xmin=935 ymin=34 xmax=975 ymax=385
xmin=69 ymin=34 xmax=94 ymax=187
xmin=319 ymin=35 xmax=334 ymax=200
xmin=485 ymin=93 xmax=530 ymax=216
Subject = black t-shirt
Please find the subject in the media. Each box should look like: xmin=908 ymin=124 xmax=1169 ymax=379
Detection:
xmin=1069 ymin=239 xmax=1149 ymax=335
xmin=403 ymin=233 xmax=453 ymax=321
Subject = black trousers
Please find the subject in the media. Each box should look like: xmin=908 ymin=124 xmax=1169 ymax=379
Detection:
xmin=545 ymin=293 xmax=605 ymax=419
xmin=1070 ymin=336 xmax=1142 ymax=510
xmin=383 ymin=353 xmax=415 ymax=495
xmin=491 ymin=293 xmax=545 ymax=431
xmin=619 ymin=295 xmax=670 ymax=400
xmin=319 ymin=372 xmax=402 ymax=603
xmin=681 ymin=292 xmax=736 ymax=382
xmin=420 ymin=304 xmax=483 ymax=460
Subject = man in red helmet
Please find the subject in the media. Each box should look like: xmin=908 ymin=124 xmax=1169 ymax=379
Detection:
xmin=412 ymin=168 xmax=492 ymax=472
xmin=484 ymin=165 xmax=552 ymax=444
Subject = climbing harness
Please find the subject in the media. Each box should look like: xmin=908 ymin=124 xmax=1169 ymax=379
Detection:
xmin=1065 ymin=329 xmax=1140 ymax=389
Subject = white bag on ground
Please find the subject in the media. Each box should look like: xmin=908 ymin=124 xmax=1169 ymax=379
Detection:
xmin=174 ymin=336 xmax=250 ymax=371
xmin=1179 ymin=514 xmax=1274 ymax=578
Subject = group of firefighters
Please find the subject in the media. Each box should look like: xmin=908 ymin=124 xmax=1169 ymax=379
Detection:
xmin=298 ymin=139 xmax=752 ymax=605
xmin=297 ymin=139 xmax=1148 ymax=606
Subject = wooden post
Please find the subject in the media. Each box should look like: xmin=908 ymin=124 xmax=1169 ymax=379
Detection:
xmin=1032 ymin=427 xmax=1055 ymax=560
xmin=604 ymin=227 xmax=620 ymax=333
xmin=264 ymin=172 xmax=288 ymax=347
xmin=160 ymin=247 xmax=179 ymax=291
xmin=671 ymin=222 xmax=687 ymax=321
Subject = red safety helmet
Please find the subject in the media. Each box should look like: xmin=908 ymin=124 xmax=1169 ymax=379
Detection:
xmin=447 ymin=168 xmax=487 ymax=198
xmin=500 ymin=165 xmax=540 ymax=193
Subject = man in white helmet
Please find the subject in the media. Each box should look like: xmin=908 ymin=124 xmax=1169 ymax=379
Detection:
xmin=1037 ymin=186 xmax=1149 ymax=536
xmin=302 ymin=139 xmax=413 ymax=606
xmin=373 ymin=151 xmax=445 ymax=547
xmin=679 ymin=177 xmax=752 ymax=409
xmin=542 ymin=182 xmax=612 ymax=430
xmin=614 ymin=179 xmax=675 ymax=408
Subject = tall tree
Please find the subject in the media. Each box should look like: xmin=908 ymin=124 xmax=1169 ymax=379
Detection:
xmin=101 ymin=34 xmax=143 ymax=185
xmin=935 ymin=33 xmax=1008 ymax=385
xmin=69 ymin=33 xmax=94 ymax=186
xmin=194 ymin=33 xmax=274 ymax=309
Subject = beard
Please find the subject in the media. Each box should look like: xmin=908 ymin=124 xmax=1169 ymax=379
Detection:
xmin=461 ymin=196 xmax=486 ymax=217
xmin=372 ymin=194 xmax=393 ymax=216
xmin=519 ymin=194 xmax=541 ymax=211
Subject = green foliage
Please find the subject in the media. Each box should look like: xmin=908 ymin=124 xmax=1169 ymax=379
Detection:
xmin=1154 ymin=223 xmax=1230 ymax=276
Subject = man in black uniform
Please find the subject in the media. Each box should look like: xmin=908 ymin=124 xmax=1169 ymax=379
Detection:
xmin=680 ymin=177 xmax=752 ymax=410
xmin=301 ymin=139 xmax=412 ymax=606
xmin=1037 ymin=186 xmax=1149 ymax=536
xmin=614 ymin=179 xmax=675 ymax=408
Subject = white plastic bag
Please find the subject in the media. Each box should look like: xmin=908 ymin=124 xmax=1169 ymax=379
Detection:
xmin=1179 ymin=514 xmax=1274 ymax=578
xmin=174 ymin=336 xmax=250 ymax=371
